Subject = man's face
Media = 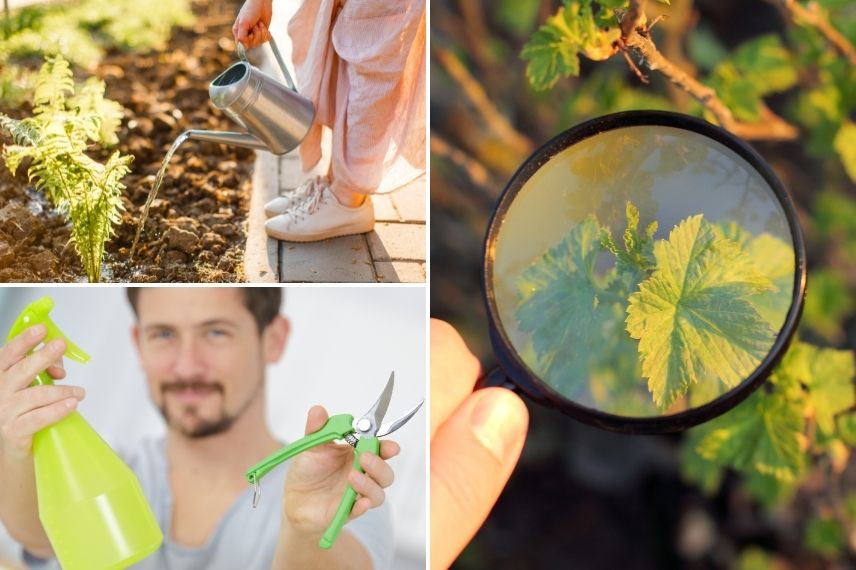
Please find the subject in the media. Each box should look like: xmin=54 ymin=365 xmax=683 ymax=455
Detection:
xmin=132 ymin=289 xmax=285 ymax=438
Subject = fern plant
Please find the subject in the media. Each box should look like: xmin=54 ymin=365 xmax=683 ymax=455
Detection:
xmin=0 ymin=55 xmax=131 ymax=282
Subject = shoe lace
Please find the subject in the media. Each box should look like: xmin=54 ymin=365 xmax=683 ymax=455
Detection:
xmin=287 ymin=177 xmax=329 ymax=224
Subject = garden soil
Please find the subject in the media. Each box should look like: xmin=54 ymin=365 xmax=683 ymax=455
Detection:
xmin=0 ymin=0 xmax=254 ymax=282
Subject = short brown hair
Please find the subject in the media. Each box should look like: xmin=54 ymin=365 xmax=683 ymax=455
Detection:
xmin=126 ymin=288 xmax=283 ymax=333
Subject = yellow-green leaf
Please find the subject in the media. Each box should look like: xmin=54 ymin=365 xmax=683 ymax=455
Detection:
xmin=627 ymin=215 xmax=776 ymax=410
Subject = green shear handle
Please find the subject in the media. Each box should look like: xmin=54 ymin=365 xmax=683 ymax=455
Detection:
xmin=320 ymin=436 xmax=379 ymax=548
xmin=245 ymin=371 xmax=422 ymax=551
xmin=245 ymin=413 xmax=376 ymax=550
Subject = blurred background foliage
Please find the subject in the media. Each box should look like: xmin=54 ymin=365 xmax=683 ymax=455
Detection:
xmin=431 ymin=0 xmax=856 ymax=567
xmin=0 ymin=0 xmax=194 ymax=107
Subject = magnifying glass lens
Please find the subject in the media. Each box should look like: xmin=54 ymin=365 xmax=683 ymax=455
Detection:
xmin=490 ymin=123 xmax=797 ymax=419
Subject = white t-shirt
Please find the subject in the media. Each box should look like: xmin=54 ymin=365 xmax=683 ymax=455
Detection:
xmin=24 ymin=437 xmax=392 ymax=569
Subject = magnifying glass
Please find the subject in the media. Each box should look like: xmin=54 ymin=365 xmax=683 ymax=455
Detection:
xmin=481 ymin=111 xmax=806 ymax=433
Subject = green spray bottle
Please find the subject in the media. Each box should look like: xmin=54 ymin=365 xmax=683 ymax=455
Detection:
xmin=7 ymin=297 xmax=163 ymax=570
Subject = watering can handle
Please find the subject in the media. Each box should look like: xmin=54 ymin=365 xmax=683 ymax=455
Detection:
xmin=236 ymin=37 xmax=297 ymax=92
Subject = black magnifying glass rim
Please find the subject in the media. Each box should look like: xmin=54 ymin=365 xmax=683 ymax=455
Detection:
xmin=482 ymin=110 xmax=807 ymax=434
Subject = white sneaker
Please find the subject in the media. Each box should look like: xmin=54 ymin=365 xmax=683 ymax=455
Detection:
xmin=263 ymin=176 xmax=323 ymax=218
xmin=265 ymin=181 xmax=374 ymax=242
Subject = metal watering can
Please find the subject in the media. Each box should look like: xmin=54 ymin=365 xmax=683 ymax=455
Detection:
xmin=186 ymin=37 xmax=315 ymax=154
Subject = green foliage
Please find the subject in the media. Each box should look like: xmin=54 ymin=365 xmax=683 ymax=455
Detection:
xmin=833 ymin=120 xmax=856 ymax=182
xmin=706 ymin=35 xmax=798 ymax=122
xmin=497 ymin=0 xmax=542 ymax=37
xmin=627 ymin=215 xmax=777 ymax=410
xmin=523 ymin=0 xmax=856 ymax=180
xmin=813 ymin=189 xmax=856 ymax=262
xmin=696 ymin=390 xmax=805 ymax=482
xmin=516 ymin=216 xmax=613 ymax=396
xmin=735 ymin=547 xmax=774 ymax=570
xmin=682 ymin=339 xmax=855 ymax=506
xmin=804 ymin=516 xmax=845 ymax=558
xmin=73 ymin=0 xmax=194 ymax=52
xmin=521 ymin=0 xmax=623 ymax=90
xmin=801 ymin=268 xmax=854 ymax=342
xmin=515 ymin=202 xmax=793 ymax=412
xmin=0 ymin=0 xmax=194 ymax=105
xmin=0 ymin=56 xmax=132 ymax=283
xmin=780 ymin=342 xmax=855 ymax=436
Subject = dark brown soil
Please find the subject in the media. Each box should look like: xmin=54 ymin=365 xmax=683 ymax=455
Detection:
xmin=0 ymin=0 xmax=253 ymax=282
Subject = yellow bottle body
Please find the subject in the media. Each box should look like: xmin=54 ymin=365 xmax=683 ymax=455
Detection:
xmin=33 ymin=412 xmax=163 ymax=570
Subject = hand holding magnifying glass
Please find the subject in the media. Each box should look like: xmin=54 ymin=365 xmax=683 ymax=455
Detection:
xmin=430 ymin=319 xmax=528 ymax=570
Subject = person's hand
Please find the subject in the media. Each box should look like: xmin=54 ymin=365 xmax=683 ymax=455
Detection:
xmin=282 ymin=406 xmax=400 ymax=537
xmin=232 ymin=0 xmax=273 ymax=50
xmin=430 ymin=319 xmax=529 ymax=570
xmin=0 ymin=325 xmax=85 ymax=461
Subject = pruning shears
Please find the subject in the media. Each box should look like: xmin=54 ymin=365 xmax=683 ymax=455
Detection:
xmin=245 ymin=371 xmax=423 ymax=549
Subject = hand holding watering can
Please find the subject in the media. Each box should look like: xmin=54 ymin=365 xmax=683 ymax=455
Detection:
xmin=185 ymin=0 xmax=315 ymax=155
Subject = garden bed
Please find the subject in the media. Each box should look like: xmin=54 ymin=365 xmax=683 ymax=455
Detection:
xmin=0 ymin=0 xmax=253 ymax=282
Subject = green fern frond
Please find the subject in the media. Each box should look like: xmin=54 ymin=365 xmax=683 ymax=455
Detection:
xmin=0 ymin=56 xmax=131 ymax=282
xmin=33 ymin=55 xmax=75 ymax=111
xmin=0 ymin=114 xmax=42 ymax=147
xmin=69 ymin=78 xmax=124 ymax=146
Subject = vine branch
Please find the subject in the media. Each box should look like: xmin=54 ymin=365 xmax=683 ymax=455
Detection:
xmin=771 ymin=0 xmax=856 ymax=67
xmin=432 ymin=46 xmax=533 ymax=157
xmin=619 ymin=0 xmax=799 ymax=141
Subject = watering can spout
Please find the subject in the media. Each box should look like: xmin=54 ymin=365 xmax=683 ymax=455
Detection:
xmin=185 ymin=129 xmax=268 ymax=151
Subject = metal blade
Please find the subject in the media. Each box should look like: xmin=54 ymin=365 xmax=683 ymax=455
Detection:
xmin=359 ymin=371 xmax=394 ymax=435
xmin=376 ymin=400 xmax=423 ymax=438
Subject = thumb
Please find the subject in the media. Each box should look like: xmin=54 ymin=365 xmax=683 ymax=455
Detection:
xmin=305 ymin=405 xmax=328 ymax=435
xmin=430 ymin=388 xmax=528 ymax=570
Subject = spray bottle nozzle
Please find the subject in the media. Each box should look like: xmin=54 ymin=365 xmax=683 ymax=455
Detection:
xmin=7 ymin=296 xmax=90 ymax=363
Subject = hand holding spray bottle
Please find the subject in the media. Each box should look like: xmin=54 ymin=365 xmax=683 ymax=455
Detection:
xmin=6 ymin=297 xmax=162 ymax=570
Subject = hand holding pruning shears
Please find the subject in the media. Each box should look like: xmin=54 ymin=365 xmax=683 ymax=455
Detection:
xmin=247 ymin=372 xmax=422 ymax=549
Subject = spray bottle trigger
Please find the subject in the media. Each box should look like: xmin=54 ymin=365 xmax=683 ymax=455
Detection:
xmin=43 ymin=320 xmax=90 ymax=363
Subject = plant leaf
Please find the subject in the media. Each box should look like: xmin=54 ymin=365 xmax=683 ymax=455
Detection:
xmin=697 ymin=389 xmax=805 ymax=483
xmin=627 ymin=215 xmax=776 ymax=409
xmin=521 ymin=0 xmax=620 ymax=91
xmin=515 ymin=216 xmax=614 ymax=397
xmin=833 ymin=120 xmax=856 ymax=183
xmin=779 ymin=341 xmax=855 ymax=436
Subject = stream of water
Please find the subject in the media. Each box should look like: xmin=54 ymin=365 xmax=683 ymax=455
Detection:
xmin=130 ymin=130 xmax=192 ymax=259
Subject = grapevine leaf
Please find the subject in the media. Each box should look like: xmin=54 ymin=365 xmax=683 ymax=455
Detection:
xmin=833 ymin=121 xmax=856 ymax=183
xmin=680 ymin=429 xmax=723 ymax=495
xmin=626 ymin=215 xmax=776 ymax=409
xmin=697 ymin=390 xmax=805 ymax=483
xmin=521 ymin=1 xmax=620 ymax=91
xmin=745 ymin=234 xmax=794 ymax=329
xmin=781 ymin=342 xmax=855 ymax=436
xmin=515 ymin=216 xmax=613 ymax=397
xmin=743 ymin=470 xmax=797 ymax=508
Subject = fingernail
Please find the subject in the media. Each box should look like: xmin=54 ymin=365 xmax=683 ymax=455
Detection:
xmin=49 ymin=340 xmax=65 ymax=354
xmin=65 ymin=399 xmax=77 ymax=410
xmin=73 ymin=387 xmax=85 ymax=399
xmin=360 ymin=453 xmax=375 ymax=469
xmin=470 ymin=392 xmax=523 ymax=462
xmin=30 ymin=324 xmax=46 ymax=337
xmin=352 ymin=471 xmax=366 ymax=487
